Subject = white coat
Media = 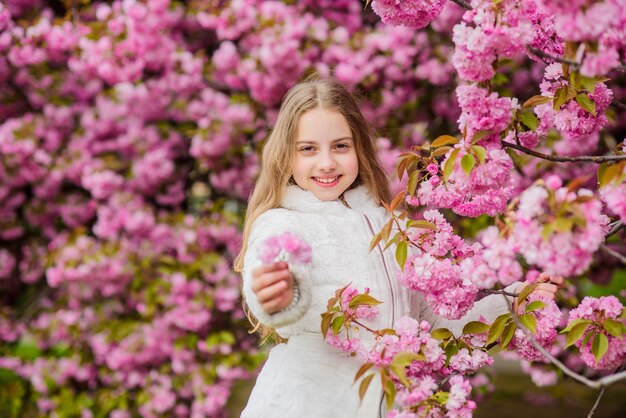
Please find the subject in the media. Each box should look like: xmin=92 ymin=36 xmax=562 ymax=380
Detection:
xmin=241 ymin=185 xmax=519 ymax=418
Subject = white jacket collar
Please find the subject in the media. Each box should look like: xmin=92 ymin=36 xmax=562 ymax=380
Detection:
xmin=281 ymin=185 xmax=380 ymax=214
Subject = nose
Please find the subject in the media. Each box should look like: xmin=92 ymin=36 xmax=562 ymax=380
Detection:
xmin=317 ymin=150 xmax=336 ymax=172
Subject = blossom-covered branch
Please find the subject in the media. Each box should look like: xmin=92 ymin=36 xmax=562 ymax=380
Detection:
xmin=502 ymin=141 xmax=626 ymax=164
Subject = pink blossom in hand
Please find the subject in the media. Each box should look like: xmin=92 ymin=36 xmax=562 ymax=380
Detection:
xmin=258 ymin=232 xmax=312 ymax=265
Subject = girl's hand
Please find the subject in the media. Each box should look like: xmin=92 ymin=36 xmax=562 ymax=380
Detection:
xmin=251 ymin=261 xmax=294 ymax=314
xmin=515 ymin=273 xmax=564 ymax=312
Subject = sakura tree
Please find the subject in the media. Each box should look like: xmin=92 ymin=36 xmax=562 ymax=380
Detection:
xmin=0 ymin=0 xmax=625 ymax=417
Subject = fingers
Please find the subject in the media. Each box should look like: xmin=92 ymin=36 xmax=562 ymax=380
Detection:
xmin=259 ymin=287 xmax=293 ymax=313
xmin=531 ymin=283 xmax=559 ymax=300
xmin=252 ymin=261 xmax=288 ymax=280
xmin=251 ymin=262 xmax=290 ymax=293
xmin=550 ymin=276 xmax=565 ymax=287
xmin=256 ymin=279 xmax=288 ymax=304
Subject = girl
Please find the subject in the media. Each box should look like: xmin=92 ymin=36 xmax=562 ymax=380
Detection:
xmin=234 ymin=77 xmax=561 ymax=417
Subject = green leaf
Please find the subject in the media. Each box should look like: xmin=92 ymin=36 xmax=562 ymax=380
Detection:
xmin=444 ymin=148 xmax=460 ymax=181
xmin=349 ymin=294 xmax=383 ymax=309
xmin=487 ymin=314 xmax=510 ymax=345
xmin=431 ymin=328 xmax=453 ymax=340
xmin=358 ymin=373 xmax=375 ymax=400
xmin=390 ymin=352 xmax=424 ymax=387
xmin=431 ymin=135 xmax=460 ymax=148
xmin=471 ymin=130 xmax=491 ymax=144
xmin=575 ymin=93 xmax=597 ymax=116
xmin=432 ymin=146 xmax=453 ymax=158
xmin=500 ymin=322 xmax=516 ymax=349
xmin=444 ymin=343 xmax=459 ymax=365
xmin=561 ymin=318 xmax=591 ymax=333
xmin=408 ymin=170 xmax=419 ymax=196
xmin=461 ymin=154 xmax=476 ymax=176
xmin=396 ymin=241 xmax=408 ymax=271
xmin=369 ymin=231 xmax=382 ymax=251
xmin=603 ymin=319 xmax=625 ymax=338
xmin=407 ymin=220 xmax=437 ymax=230
xmin=354 ymin=363 xmax=375 ymax=383
xmin=519 ymin=110 xmax=540 ymax=131
xmin=552 ymin=217 xmax=574 ymax=233
xmin=579 ymin=74 xmax=599 ymax=94
xmin=525 ymin=300 xmax=546 ymax=313
xmin=471 ymin=145 xmax=487 ymax=165
xmin=519 ymin=314 xmax=537 ymax=334
xmin=321 ymin=313 xmax=333 ymax=339
xmin=331 ymin=316 xmax=345 ymax=335
xmin=384 ymin=377 xmax=397 ymax=409
xmin=517 ymin=284 xmax=538 ymax=306
xmin=553 ymin=86 xmax=568 ymax=110
xmin=462 ymin=321 xmax=490 ymax=335
xmin=592 ymin=333 xmax=609 ymax=363
xmin=565 ymin=322 xmax=590 ymax=348
xmin=522 ymin=95 xmax=552 ymax=108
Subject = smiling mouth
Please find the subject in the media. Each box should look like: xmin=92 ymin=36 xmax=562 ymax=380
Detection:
xmin=313 ymin=175 xmax=341 ymax=185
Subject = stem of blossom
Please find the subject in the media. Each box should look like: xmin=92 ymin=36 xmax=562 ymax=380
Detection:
xmin=587 ymin=387 xmax=606 ymax=418
xmin=502 ymin=294 xmax=601 ymax=388
xmin=600 ymin=244 xmax=626 ymax=265
xmin=525 ymin=46 xmax=579 ymax=67
xmin=501 ymin=141 xmax=626 ymax=163
xmin=611 ymin=100 xmax=626 ymax=111
xmin=449 ymin=0 xmax=472 ymax=10
xmin=480 ymin=289 xmax=519 ymax=298
xmin=352 ymin=319 xmax=382 ymax=335
xmin=606 ymin=221 xmax=624 ymax=239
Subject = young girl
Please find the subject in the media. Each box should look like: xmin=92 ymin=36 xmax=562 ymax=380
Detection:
xmin=234 ymin=77 xmax=561 ymax=417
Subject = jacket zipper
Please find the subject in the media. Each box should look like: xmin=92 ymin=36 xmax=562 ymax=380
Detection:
xmin=363 ymin=214 xmax=396 ymax=326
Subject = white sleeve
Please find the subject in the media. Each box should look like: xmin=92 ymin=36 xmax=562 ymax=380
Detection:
xmin=241 ymin=212 xmax=312 ymax=328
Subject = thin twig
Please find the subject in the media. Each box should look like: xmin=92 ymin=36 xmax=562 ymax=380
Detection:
xmin=502 ymin=141 xmax=626 ymax=163
xmin=600 ymin=245 xmax=626 ymax=265
xmin=502 ymin=294 xmax=601 ymax=388
xmin=526 ymin=46 xmax=579 ymax=67
xmin=503 ymin=294 xmax=626 ymax=388
xmin=480 ymin=289 xmax=519 ymax=298
xmin=607 ymin=221 xmax=624 ymax=239
xmin=587 ymin=387 xmax=606 ymax=418
xmin=449 ymin=0 xmax=472 ymax=10
xmin=611 ymin=100 xmax=626 ymax=111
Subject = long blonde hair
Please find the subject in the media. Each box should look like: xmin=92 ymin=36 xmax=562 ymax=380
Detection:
xmin=234 ymin=76 xmax=391 ymax=333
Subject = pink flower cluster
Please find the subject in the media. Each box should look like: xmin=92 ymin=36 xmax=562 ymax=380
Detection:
xmin=535 ymin=63 xmax=613 ymax=142
xmin=599 ymin=161 xmax=626 ymax=223
xmin=418 ymin=146 xmax=515 ymax=217
xmin=538 ymin=0 xmax=626 ymax=76
xmin=509 ymin=295 xmax=563 ymax=361
xmin=370 ymin=0 xmax=446 ymax=29
xmin=510 ymin=179 xmax=610 ymax=276
xmin=452 ymin=0 xmax=535 ymax=82
xmin=258 ymin=232 xmax=312 ymax=265
xmin=478 ymin=226 xmax=523 ymax=287
xmin=567 ymin=296 xmax=626 ymax=370
xmin=400 ymin=210 xmax=481 ymax=319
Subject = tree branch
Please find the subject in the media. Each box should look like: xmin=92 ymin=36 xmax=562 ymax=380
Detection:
xmin=587 ymin=387 xmax=606 ymax=418
xmin=606 ymin=221 xmax=624 ymax=239
xmin=480 ymin=289 xmax=519 ymax=298
xmin=526 ymin=46 xmax=579 ymax=67
xmin=600 ymin=244 xmax=626 ymax=265
xmin=501 ymin=141 xmax=626 ymax=163
xmin=449 ymin=0 xmax=472 ymax=10
xmin=502 ymin=294 xmax=626 ymax=389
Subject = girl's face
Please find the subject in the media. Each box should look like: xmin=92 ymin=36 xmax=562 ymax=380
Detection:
xmin=292 ymin=107 xmax=359 ymax=201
